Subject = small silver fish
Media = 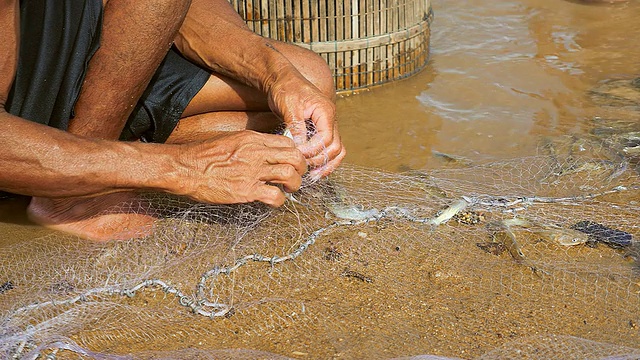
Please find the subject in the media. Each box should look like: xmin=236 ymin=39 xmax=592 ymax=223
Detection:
xmin=487 ymin=220 xmax=546 ymax=277
xmin=428 ymin=199 xmax=469 ymax=226
xmin=501 ymin=218 xmax=588 ymax=246
xmin=403 ymin=170 xmax=448 ymax=198
xmin=326 ymin=202 xmax=380 ymax=221
xmin=623 ymin=146 xmax=640 ymax=155
xmin=275 ymin=183 xmax=304 ymax=206
xmin=324 ymin=181 xmax=379 ymax=221
xmin=487 ymin=221 xmax=526 ymax=261
xmin=554 ymin=161 xmax=610 ymax=177
xmin=432 ymin=150 xmax=473 ymax=166
xmin=535 ymin=227 xmax=589 ymax=246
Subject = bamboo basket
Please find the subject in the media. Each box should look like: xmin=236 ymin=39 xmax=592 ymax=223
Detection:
xmin=229 ymin=0 xmax=433 ymax=93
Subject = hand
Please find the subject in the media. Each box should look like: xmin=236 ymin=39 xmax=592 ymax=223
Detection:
xmin=175 ymin=131 xmax=306 ymax=207
xmin=266 ymin=71 xmax=346 ymax=179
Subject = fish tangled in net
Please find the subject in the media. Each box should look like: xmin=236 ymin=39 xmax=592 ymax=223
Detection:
xmin=1 ymin=141 xmax=639 ymax=359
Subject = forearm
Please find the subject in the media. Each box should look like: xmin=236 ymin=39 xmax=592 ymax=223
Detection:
xmin=174 ymin=0 xmax=300 ymax=93
xmin=0 ymin=111 xmax=180 ymax=198
xmin=0 ymin=0 xmax=189 ymax=199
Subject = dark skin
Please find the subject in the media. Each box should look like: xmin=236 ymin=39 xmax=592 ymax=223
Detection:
xmin=0 ymin=0 xmax=345 ymax=240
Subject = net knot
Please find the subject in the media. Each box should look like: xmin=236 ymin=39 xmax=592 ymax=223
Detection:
xmin=190 ymin=299 xmax=206 ymax=314
xmin=270 ymin=256 xmax=280 ymax=266
xmin=235 ymin=258 xmax=247 ymax=267
xmin=211 ymin=266 xmax=221 ymax=275
xmin=179 ymin=295 xmax=193 ymax=307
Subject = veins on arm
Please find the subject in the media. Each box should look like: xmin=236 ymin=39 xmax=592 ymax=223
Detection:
xmin=0 ymin=0 xmax=183 ymax=198
xmin=174 ymin=0 xmax=297 ymax=93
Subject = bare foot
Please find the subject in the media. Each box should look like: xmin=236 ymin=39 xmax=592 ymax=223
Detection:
xmin=27 ymin=193 xmax=156 ymax=241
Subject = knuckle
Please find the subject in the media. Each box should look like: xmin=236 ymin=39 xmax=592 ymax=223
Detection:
xmin=282 ymin=165 xmax=298 ymax=178
xmin=283 ymin=136 xmax=296 ymax=147
xmin=237 ymin=186 xmax=252 ymax=202
xmin=268 ymin=188 xmax=285 ymax=207
xmin=242 ymin=130 xmax=262 ymax=143
xmin=271 ymin=133 xmax=294 ymax=148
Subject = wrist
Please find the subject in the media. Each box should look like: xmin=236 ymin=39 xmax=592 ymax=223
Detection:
xmin=256 ymin=40 xmax=298 ymax=94
xmin=116 ymin=142 xmax=187 ymax=196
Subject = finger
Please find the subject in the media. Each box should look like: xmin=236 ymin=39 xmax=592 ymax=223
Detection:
xmin=298 ymin=133 xmax=328 ymax=159
xmin=265 ymin=147 xmax=307 ymax=175
xmin=297 ymin=110 xmax=335 ymax=158
xmin=288 ymin=119 xmax=309 ymax=146
xmin=305 ymin=140 xmax=340 ymax=168
xmin=253 ymin=131 xmax=297 ymax=148
xmin=305 ymin=127 xmax=343 ymax=168
xmin=254 ymin=184 xmax=286 ymax=207
xmin=260 ymin=164 xmax=303 ymax=193
xmin=308 ymin=147 xmax=346 ymax=180
xmin=281 ymin=103 xmax=309 ymax=145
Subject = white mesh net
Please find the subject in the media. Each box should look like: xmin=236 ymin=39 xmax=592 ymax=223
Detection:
xmin=1 ymin=135 xmax=639 ymax=359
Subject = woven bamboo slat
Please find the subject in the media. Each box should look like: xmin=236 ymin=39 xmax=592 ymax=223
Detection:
xmin=229 ymin=0 xmax=433 ymax=93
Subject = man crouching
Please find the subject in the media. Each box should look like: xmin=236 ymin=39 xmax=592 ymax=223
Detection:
xmin=0 ymin=0 xmax=345 ymax=240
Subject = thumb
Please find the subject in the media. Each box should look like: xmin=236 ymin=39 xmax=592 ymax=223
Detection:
xmin=287 ymin=116 xmax=308 ymax=146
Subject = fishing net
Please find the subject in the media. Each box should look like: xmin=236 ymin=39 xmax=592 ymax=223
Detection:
xmin=1 ymin=134 xmax=639 ymax=360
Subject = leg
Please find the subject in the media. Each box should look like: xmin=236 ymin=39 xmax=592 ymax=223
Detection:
xmin=30 ymin=5 xmax=334 ymax=241
xmin=69 ymin=0 xmax=193 ymax=139
xmin=28 ymin=0 xmax=194 ymax=241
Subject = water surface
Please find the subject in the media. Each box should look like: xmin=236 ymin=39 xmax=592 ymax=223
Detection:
xmin=339 ymin=0 xmax=640 ymax=171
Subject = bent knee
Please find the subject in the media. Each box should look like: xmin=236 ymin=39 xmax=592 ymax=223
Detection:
xmin=296 ymin=48 xmax=335 ymax=97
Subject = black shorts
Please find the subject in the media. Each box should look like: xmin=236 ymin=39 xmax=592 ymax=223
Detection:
xmin=6 ymin=0 xmax=210 ymax=143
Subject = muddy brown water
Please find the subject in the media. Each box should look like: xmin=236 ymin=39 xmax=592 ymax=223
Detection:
xmin=2 ymin=0 xmax=640 ymax=358
xmin=339 ymin=0 xmax=640 ymax=172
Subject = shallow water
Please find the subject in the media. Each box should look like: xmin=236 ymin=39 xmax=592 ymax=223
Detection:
xmin=339 ymin=0 xmax=640 ymax=171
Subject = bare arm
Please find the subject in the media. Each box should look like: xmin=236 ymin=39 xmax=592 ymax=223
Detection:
xmin=0 ymin=113 xmax=177 ymax=198
xmin=174 ymin=0 xmax=292 ymax=93
xmin=0 ymin=0 xmax=143 ymax=197
xmin=0 ymin=0 xmax=304 ymax=205
xmin=174 ymin=0 xmax=345 ymax=177
xmin=0 ymin=113 xmax=304 ymax=206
